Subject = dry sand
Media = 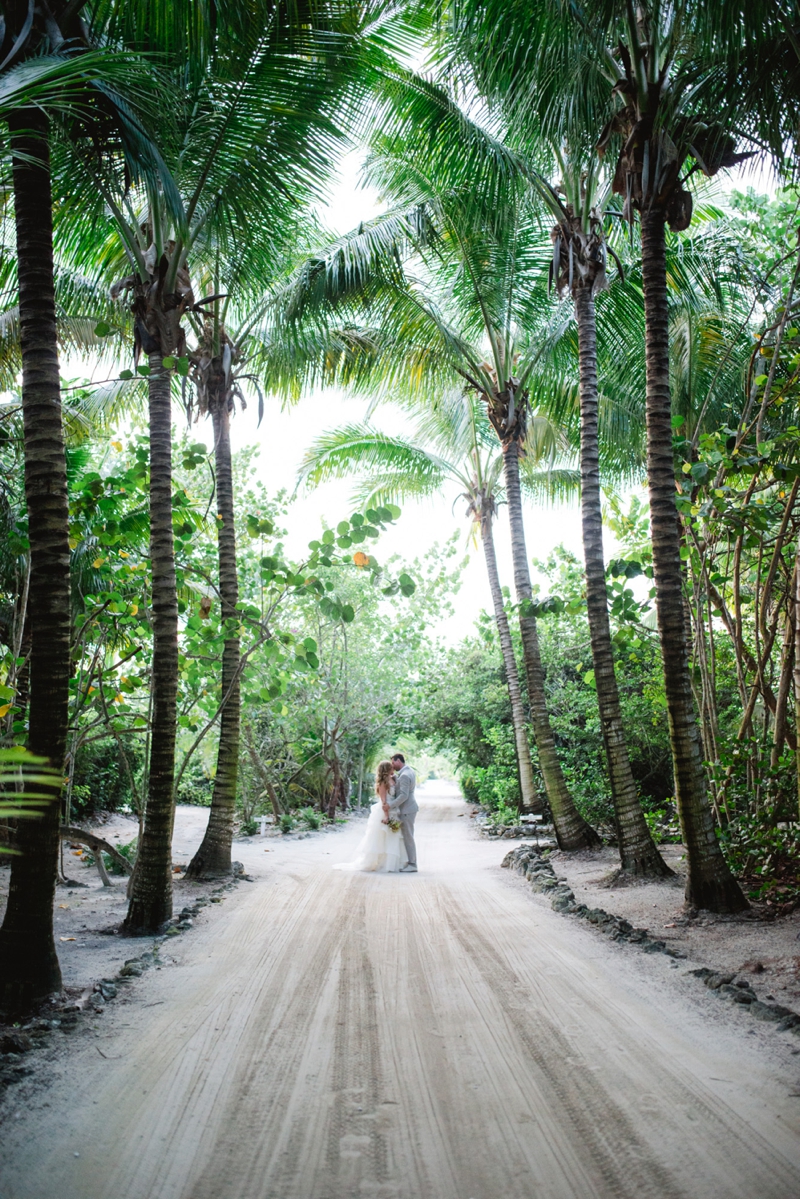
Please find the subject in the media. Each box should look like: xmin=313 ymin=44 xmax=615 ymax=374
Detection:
xmin=2 ymin=782 xmax=800 ymax=1199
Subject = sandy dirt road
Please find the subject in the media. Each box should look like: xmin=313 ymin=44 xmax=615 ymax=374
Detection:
xmin=3 ymin=783 xmax=800 ymax=1199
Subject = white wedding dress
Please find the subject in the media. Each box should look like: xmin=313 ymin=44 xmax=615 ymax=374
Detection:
xmin=335 ymin=794 xmax=408 ymax=873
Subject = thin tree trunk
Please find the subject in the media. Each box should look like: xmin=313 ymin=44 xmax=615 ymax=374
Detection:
xmin=123 ymin=354 xmax=178 ymax=933
xmin=0 ymin=111 xmax=71 ymax=1007
xmin=794 ymin=542 xmax=800 ymax=816
xmin=502 ymin=440 xmax=599 ymax=849
xmin=574 ymin=288 xmax=670 ymax=877
xmin=641 ymin=209 xmax=746 ymax=912
xmin=480 ymin=511 xmax=543 ymax=813
xmin=771 ymin=600 xmax=794 ymax=769
xmin=187 ymin=403 xmax=240 ymax=877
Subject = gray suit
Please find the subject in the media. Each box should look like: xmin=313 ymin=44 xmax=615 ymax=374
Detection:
xmin=389 ymin=764 xmax=418 ymax=867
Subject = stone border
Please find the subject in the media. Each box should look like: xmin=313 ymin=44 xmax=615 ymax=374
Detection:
xmin=0 ymin=872 xmax=249 ymax=1092
xmin=502 ymin=844 xmax=800 ymax=1037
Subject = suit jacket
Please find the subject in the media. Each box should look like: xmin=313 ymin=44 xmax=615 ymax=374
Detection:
xmin=389 ymin=764 xmax=418 ymax=818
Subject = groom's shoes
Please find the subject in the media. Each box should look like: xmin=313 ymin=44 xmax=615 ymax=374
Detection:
xmin=400 ymin=863 xmax=418 ymax=872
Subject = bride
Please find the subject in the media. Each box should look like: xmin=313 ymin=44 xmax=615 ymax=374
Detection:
xmin=334 ymin=759 xmax=408 ymax=873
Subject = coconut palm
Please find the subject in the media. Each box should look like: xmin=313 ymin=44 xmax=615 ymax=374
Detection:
xmin=60 ymin=3 xmax=415 ymax=924
xmin=365 ymin=67 xmax=670 ymax=874
xmin=441 ymin=0 xmax=752 ymax=908
xmin=299 ymin=393 xmax=585 ymax=814
xmin=275 ymin=172 xmax=599 ymax=849
xmin=0 ymin=3 xmax=185 ymax=1004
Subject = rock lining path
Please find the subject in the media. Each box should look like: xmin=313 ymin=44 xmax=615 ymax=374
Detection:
xmin=2 ymin=783 xmax=800 ymax=1198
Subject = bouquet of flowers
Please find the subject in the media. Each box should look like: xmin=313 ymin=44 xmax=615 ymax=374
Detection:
xmin=388 ymin=817 xmax=402 ymax=833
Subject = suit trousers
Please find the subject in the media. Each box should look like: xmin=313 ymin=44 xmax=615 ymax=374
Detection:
xmin=400 ymin=812 xmax=417 ymax=866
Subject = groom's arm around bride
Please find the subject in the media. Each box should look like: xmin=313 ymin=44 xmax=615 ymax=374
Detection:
xmin=388 ymin=753 xmax=418 ymax=871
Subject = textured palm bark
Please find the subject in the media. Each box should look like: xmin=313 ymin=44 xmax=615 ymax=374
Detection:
xmin=502 ymin=440 xmax=599 ymax=849
xmin=641 ymin=210 xmax=747 ymax=911
xmin=574 ymin=288 xmax=671 ymax=877
xmin=0 ymin=112 xmax=71 ymax=1006
xmin=480 ymin=512 xmax=543 ymax=813
xmin=187 ymin=403 xmax=240 ymax=876
xmin=123 ymin=354 xmax=179 ymax=932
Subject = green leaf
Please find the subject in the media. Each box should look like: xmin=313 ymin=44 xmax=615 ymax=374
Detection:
xmin=337 ymin=520 xmax=350 ymax=535
xmin=341 ymin=604 xmax=355 ymax=623
xmin=322 ymin=530 xmax=335 ymax=545
xmin=119 ymin=369 xmax=134 ymax=381
xmin=176 ymin=357 xmax=190 ymax=377
xmin=337 ymin=535 xmax=352 ymax=548
xmin=583 ymin=670 xmax=596 ymax=689
xmin=94 ymin=321 xmax=111 ymax=337
xmin=162 ymin=356 xmax=176 ymax=369
xmin=350 ymin=513 xmax=364 ymax=527
xmin=386 ymin=504 xmax=401 ymax=519
xmin=136 ymin=365 xmax=150 ymax=377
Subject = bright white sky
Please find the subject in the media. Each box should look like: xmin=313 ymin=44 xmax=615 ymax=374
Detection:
xmin=227 ymin=150 xmax=586 ymax=644
xmin=60 ymin=152 xmax=777 ymax=646
xmin=226 ymin=150 xmax=778 ymax=644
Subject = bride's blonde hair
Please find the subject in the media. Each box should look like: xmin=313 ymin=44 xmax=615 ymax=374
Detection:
xmin=375 ymin=759 xmax=393 ymax=794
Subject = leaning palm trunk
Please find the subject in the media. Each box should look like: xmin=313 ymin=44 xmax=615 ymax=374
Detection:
xmin=574 ymin=288 xmax=671 ymax=877
xmin=502 ymin=440 xmax=599 ymax=849
xmin=480 ymin=508 xmax=543 ymax=813
xmin=123 ymin=354 xmax=179 ymax=932
xmin=0 ymin=111 xmax=71 ymax=1006
xmin=641 ymin=210 xmax=746 ymax=911
xmin=187 ymin=401 xmax=240 ymax=876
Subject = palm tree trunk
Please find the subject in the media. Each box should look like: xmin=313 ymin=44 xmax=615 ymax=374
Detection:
xmin=574 ymin=288 xmax=671 ymax=877
xmin=187 ymin=403 xmax=240 ymax=876
xmin=0 ymin=111 xmax=71 ymax=1008
xmin=502 ymin=439 xmax=599 ymax=849
xmin=641 ymin=209 xmax=746 ymax=911
xmin=480 ymin=511 xmax=543 ymax=813
xmin=123 ymin=353 xmax=178 ymax=932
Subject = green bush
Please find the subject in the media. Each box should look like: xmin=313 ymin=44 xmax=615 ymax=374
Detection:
xmin=175 ymin=760 xmax=213 ymax=807
xmin=718 ymin=809 xmax=800 ymax=906
xmin=299 ymin=806 xmax=321 ymax=830
xmin=487 ymin=801 xmax=519 ymax=829
xmin=278 ymin=812 xmax=296 ymax=834
xmin=101 ymin=837 xmax=138 ymax=875
xmin=70 ymin=739 xmax=144 ymax=818
xmin=239 ymin=817 xmax=259 ymax=836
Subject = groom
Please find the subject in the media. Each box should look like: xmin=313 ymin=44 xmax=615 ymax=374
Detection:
xmin=389 ymin=753 xmax=418 ymax=872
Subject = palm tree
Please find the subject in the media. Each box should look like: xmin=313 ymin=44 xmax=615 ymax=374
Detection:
xmin=442 ymin=0 xmax=749 ymax=907
xmin=65 ymin=3 xmax=413 ymax=924
xmin=535 ymin=151 xmax=671 ymax=877
xmin=276 ymin=177 xmax=599 ymax=849
xmin=184 ymin=315 xmax=246 ymax=877
xmin=0 ymin=5 xmax=177 ymax=1004
xmin=298 ymin=393 xmax=584 ymax=814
